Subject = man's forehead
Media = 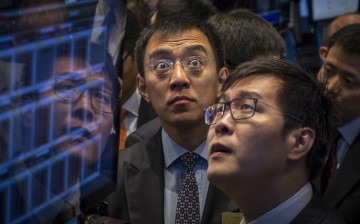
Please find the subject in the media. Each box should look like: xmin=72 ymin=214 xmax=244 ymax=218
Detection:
xmin=146 ymin=29 xmax=212 ymax=54
xmin=223 ymin=76 xmax=281 ymax=99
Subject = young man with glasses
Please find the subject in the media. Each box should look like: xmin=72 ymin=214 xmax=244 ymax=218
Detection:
xmin=107 ymin=15 xmax=237 ymax=223
xmin=205 ymin=58 xmax=345 ymax=223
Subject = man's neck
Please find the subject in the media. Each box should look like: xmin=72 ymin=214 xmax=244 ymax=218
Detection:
xmin=234 ymin=177 xmax=308 ymax=222
xmin=161 ymin=122 xmax=209 ymax=151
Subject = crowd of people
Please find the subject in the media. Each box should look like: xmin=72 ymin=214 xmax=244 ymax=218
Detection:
xmin=2 ymin=0 xmax=359 ymax=223
xmin=114 ymin=1 xmax=360 ymax=223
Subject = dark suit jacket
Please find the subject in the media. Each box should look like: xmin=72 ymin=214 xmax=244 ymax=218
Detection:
xmin=136 ymin=98 xmax=157 ymax=128
xmin=318 ymin=133 xmax=360 ymax=224
xmin=107 ymin=129 xmax=238 ymax=224
xmin=124 ymin=117 xmax=161 ymax=148
xmin=291 ymin=191 xmax=345 ymax=224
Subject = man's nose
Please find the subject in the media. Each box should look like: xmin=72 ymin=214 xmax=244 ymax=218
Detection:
xmin=214 ymin=111 xmax=234 ymax=136
xmin=71 ymin=91 xmax=94 ymax=121
xmin=326 ymin=75 xmax=340 ymax=92
xmin=169 ymin=62 xmax=190 ymax=90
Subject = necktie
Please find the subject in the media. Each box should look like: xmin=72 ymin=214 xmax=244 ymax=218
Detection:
xmin=175 ymin=153 xmax=200 ymax=224
xmin=119 ymin=109 xmax=128 ymax=149
xmin=321 ymin=134 xmax=339 ymax=194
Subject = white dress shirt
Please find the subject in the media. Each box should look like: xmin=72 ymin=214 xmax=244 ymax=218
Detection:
xmin=240 ymin=182 xmax=313 ymax=224
xmin=121 ymin=90 xmax=141 ymax=135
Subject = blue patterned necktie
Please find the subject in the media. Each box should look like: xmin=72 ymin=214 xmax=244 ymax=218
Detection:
xmin=175 ymin=152 xmax=200 ymax=224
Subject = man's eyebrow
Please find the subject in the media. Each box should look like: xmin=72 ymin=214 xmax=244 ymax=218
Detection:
xmin=183 ymin=45 xmax=208 ymax=55
xmin=220 ymin=90 xmax=263 ymax=102
xmin=149 ymin=49 xmax=171 ymax=60
xmin=148 ymin=45 xmax=209 ymax=60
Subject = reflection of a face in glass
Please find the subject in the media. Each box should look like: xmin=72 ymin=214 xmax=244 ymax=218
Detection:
xmin=35 ymin=57 xmax=116 ymax=187
xmin=47 ymin=56 xmax=114 ymax=169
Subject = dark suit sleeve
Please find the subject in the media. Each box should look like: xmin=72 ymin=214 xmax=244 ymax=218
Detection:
xmin=106 ymin=149 xmax=131 ymax=221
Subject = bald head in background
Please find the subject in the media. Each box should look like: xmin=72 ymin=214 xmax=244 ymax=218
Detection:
xmin=319 ymin=13 xmax=360 ymax=61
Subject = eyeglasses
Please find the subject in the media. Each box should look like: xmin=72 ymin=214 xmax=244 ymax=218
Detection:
xmin=54 ymin=78 xmax=118 ymax=114
xmin=204 ymin=98 xmax=304 ymax=125
xmin=146 ymin=56 xmax=215 ymax=75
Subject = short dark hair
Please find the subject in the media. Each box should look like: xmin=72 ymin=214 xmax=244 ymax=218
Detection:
xmin=135 ymin=15 xmax=224 ymax=77
xmin=223 ymin=58 xmax=339 ymax=180
xmin=207 ymin=9 xmax=286 ymax=69
xmin=328 ymin=23 xmax=360 ymax=55
xmin=154 ymin=0 xmax=218 ymax=23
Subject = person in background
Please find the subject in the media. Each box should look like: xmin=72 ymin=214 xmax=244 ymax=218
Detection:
xmin=316 ymin=24 xmax=360 ymax=224
xmin=205 ymin=58 xmax=344 ymax=224
xmin=207 ymin=8 xmax=286 ymax=70
xmin=118 ymin=10 xmax=156 ymax=149
xmin=318 ymin=13 xmax=360 ymax=77
xmin=319 ymin=13 xmax=360 ymax=62
xmin=107 ymin=15 xmax=237 ymax=224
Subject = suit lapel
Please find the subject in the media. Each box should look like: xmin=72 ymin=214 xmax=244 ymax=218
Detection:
xmin=124 ymin=130 xmax=165 ymax=224
xmin=292 ymin=193 xmax=326 ymax=223
xmin=323 ymin=134 xmax=360 ymax=207
xmin=202 ymin=184 xmax=238 ymax=224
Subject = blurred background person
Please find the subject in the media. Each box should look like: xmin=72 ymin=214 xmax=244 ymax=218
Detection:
xmin=207 ymin=8 xmax=286 ymax=70
xmin=118 ymin=10 xmax=156 ymax=149
xmin=316 ymin=24 xmax=360 ymax=224
xmin=318 ymin=13 xmax=360 ymax=78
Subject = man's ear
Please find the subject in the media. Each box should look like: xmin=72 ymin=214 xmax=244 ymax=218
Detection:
xmin=217 ymin=67 xmax=229 ymax=98
xmin=319 ymin=46 xmax=328 ymax=62
xmin=287 ymin=127 xmax=315 ymax=161
xmin=136 ymin=74 xmax=150 ymax=102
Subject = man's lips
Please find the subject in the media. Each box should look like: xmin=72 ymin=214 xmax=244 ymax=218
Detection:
xmin=210 ymin=142 xmax=232 ymax=156
xmin=66 ymin=126 xmax=94 ymax=144
xmin=167 ymin=95 xmax=195 ymax=105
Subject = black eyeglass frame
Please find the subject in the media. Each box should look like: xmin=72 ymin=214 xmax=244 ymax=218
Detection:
xmin=204 ymin=98 xmax=304 ymax=125
xmin=54 ymin=78 xmax=119 ymax=114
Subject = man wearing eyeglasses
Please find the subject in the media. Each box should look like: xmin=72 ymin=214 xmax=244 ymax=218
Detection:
xmin=13 ymin=41 xmax=121 ymax=223
xmin=107 ymin=15 xmax=237 ymax=223
xmin=205 ymin=59 xmax=345 ymax=223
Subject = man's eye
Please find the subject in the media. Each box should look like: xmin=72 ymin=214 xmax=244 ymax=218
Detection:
xmin=187 ymin=59 xmax=202 ymax=69
xmin=152 ymin=61 xmax=171 ymax=71
xmin=240 ymin=104 xmax=254 ymax=111
xmin=93 ymin=91 xmax=110 ymax=103
xmin=57 ymin=84 xmax=76 ymax=92
xmin=216 ymin=106 xmax=224 ymax=113
xmin=323 ymin=67 xmax=334 ymax=76
xmin=343 ymin=77 xmax=359 ymax=87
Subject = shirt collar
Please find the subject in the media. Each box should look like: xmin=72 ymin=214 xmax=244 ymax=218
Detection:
xmin=241 ymin=182 xmax=313 ymax=224
xmin=339 ymin=117 xmax=360 ymax=146
xmin=162 ymin=129 xmax=208 ymax=168
xmin=121 ymin=89 xmax=141 ymax=117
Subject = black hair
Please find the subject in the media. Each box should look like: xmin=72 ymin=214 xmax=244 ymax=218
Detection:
xmin=207 ymin=8 xmax=285 ymax=69
xmin=327 ymin=23 xmax=360 ymax=55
